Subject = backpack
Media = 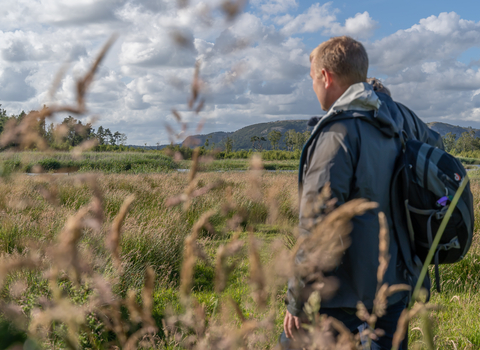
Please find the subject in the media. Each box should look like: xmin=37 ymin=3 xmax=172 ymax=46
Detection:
xmin=391 ymin=137 xmax=475 ymax=292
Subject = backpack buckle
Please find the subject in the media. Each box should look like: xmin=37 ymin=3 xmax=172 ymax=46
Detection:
xmin=435 ymin=206 xmax=449 ymax=220
xmin=438 ymin=237 xmax=461 ymax=251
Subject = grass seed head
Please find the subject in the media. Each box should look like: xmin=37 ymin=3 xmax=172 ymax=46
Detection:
xmin=377 ymin=211 xmax=390 ymax=288
xmin=215 ymin=233 xmax=244 ymax=293
xmin=142 ymin=266 xmax=156 ymax=326
xmin=248 ymin=231 xmax=267 ymax=309
xmin=107 ymin=194 xmax=135 ymax=270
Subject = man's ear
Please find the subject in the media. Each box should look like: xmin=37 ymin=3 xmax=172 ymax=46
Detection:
xmin=321 ymin=69 xmax=334 ymax=88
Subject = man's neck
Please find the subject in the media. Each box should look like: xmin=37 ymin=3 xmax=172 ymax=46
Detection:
xmin=325 ymin=83 xmax=349 ymax=111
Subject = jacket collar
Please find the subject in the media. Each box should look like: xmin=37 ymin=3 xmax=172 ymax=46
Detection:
xmin=329 ymin=82 xmax=381 ymax=114
xmin=312 ymin=82 xmax=398 ymax=137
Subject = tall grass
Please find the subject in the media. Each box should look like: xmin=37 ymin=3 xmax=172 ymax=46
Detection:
xmin=1 ymin=167 xmax=478 ymax=348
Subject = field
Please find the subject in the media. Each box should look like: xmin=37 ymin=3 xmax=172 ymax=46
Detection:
xmin=0 ymin=152 xmax=301 ymax=175
xmin=0 ymin=163 xmax=479 ymax=349
xmin=1 ymin=151 xmax=478 ymax=175
xmin=0 ymin=152 xmax=177 ymax=175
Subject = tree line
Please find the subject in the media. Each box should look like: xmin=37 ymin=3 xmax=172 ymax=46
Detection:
xmin=442 ymin=129 xmax=480 ymax=155
xmin=252 ymin=129 xmax=311 ymax=151
xmin=0 ymin=106 xmax=127 ymax=151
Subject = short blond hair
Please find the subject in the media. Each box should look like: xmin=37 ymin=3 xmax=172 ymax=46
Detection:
xmin=310 ymin=36 xmax=368 ymax=86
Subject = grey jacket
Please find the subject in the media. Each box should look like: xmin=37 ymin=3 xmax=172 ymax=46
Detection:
xmin=287 ymin=83 xmax=443 ymax=315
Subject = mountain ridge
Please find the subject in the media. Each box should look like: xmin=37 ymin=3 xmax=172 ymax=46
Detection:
xmin=178 ymin=120 xmax=479 ymax=150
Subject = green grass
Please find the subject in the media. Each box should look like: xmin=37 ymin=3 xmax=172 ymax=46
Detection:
xmin=0 ymin=152 xmax=300 ymax=175
xmin=407 ymin=232 xmax=480 ymax=348
xmin=178 ymin=159 xmax=299 ymax=171
xmin=458 ymin=156 xmax=480 ymax=165
xmin=0 ymin=151 xmax=177 ymax=174
xmin=0 ymin=170 xmax=479 ymax=349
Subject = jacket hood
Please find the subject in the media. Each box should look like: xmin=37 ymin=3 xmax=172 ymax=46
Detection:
xmin=312 ymin=82 xmax=399 ymax=138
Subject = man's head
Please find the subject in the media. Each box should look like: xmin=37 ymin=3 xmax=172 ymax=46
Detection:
xmin=309 ymin=36 xmax=369 ymax=111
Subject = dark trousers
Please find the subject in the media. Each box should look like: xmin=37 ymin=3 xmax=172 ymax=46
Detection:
xmin=279 ymin=298 xmax=409 ymax=350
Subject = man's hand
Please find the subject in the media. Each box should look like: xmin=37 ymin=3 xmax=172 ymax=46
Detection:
xmin=283 ymin=309 xmax=301 ymax=339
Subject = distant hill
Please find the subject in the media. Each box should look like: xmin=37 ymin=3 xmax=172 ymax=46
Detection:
xmin=182 ymin=119 xmax=312 ymax=150
xmin=426 ymin=122 xmax=480 ymax=139
xmin=179 ymin=120 xmax=480 ymax=151
xmin=182 ymin=131 xmax=233 ymax=148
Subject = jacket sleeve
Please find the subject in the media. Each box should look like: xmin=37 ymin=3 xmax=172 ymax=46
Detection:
xmin=286 ymin=121 xmax=356 ymax=316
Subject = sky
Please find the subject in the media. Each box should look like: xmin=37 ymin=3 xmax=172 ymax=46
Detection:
xmin=2 ymin=0 xmax=480 ymax=145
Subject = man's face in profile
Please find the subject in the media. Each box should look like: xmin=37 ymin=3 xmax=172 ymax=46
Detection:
xmin=310 ymin=61 xmax=328 ymax=111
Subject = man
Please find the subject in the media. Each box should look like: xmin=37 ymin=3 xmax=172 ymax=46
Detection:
xmin=281 ymin=37 xmax=442 ymax=349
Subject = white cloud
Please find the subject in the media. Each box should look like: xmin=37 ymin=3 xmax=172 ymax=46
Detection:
xmin=329 ymin=11 xmax=377 ymax=39
xmin=368 ymin=12 xmax=480 ymax=75
xmin=40 ymin=0 xmax=128 ymax=25
xmin=276 ymin=4 xmax=376 ymax=39
xmin=362 ymin=12 xmax=480 ymax=128
xmin=0 ymin=68 xmax=37 ymax=101
xmin=3 ymin=2 xmax=480 ymax=143
xmin=252 ymin=0 xmax=297 ymax=15
xmin=278 ymin=3 xmax=337 ymax=36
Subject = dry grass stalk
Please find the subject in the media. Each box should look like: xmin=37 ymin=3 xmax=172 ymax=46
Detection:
xmin=0 ymin=35 xmax=116 ymax=151
xmin=171 ymin=30 xmax=194 ymax=49
xmin=221 ymin=0 xmax=247 ymax=21
xmin=266 ymin=185 xmax=280 ymax=225
xmin=53 ymin=206 xmax=91 ymax=283
xmin=0 ymin=255 xmax=39 ymax=288
xmin=29 ymin=298 xmax=87 ymax=348
xmin=293 ymin=198 xmax=378 ymax=277
xmin=180 ymin=210 xmax=215 ymax=300
xmin=354 ymin=211 xmax=412 ymax=346
xmin=191 ymin=210 xmax=216 ymax=256
xmin=126 ymin=290 xmax=143 ymax=324
xmin=0 ymin=112 xmax=49 ymax=150
xmin=38 ymin=183 xmax=60 ymax=206
xmin=247 ymin=154 xmax=264 ymax=201
xmin=248 ymin=231 xmax=267 ymax=309
xmin=392 ymin=298 xmax=439 ymax=350
xmin=48 ymin=60 xmax=70 ymax=100
xmin=172 ymin=109 xmax=183 ymax=122
xmin=195 ymin=99 xmax=205 ymax=114
xmin=285 ymin=195 xmax=381 ymax=339
xmin=71 ymin=174 xmax=104 ymax=231
xmin=377 ymin=211 xmax=390 ymax=289
xmin=166 ymin=173 xmax=224 ymax=210
xmin=124 ymin=326 xmax=158 ymax=350
xmin=195 ymin=117 xmax=207 ymax=133
xmin=106 ymin=194 xmax=135 ymax=269
xmin=283 ymin=228 xmax=297 ymax=250
xmin=328 ymin=317 xmax=358 ymax=349
xmin=301 ymin=183 xmax=336 ymax=223
xmin=229 ymin=297 xmax=246 ymax=323
xmin=74 ymin=34 xmax=118 ymax=113
xmin=142 ymin=266 xmax=156 ymax=327
xmin=189 ymin=61 xmax=201 ymax=109
xmin=71 ymin=138 xmax=99 ymax=159
xmin=89 ymin=276 xmax=129 ymax=345
xmin=189 ymin=147 xmax=200 ymax=183
xmin=215 ymin=233 xmax=244 ymax=293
